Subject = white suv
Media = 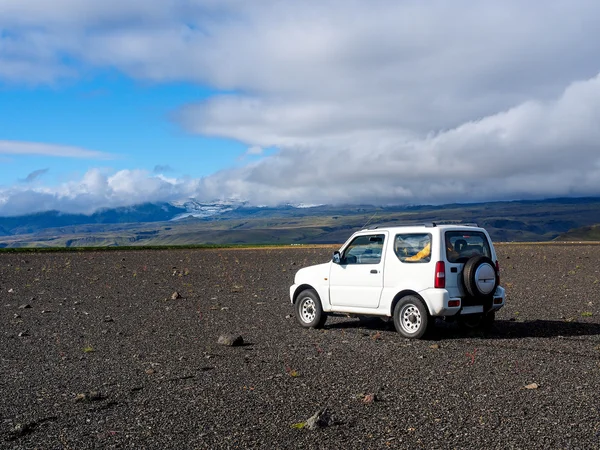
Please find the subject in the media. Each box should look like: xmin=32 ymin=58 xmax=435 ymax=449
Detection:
xmin=290 ymin=223 xmax=505 ymax=339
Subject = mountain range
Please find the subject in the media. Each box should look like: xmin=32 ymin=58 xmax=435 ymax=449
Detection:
xmin=1 ymin=197 xmax=600 ymax=248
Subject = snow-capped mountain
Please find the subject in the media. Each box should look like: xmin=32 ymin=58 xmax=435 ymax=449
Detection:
xmin=169 ymin=199 xmax=248 ymax=220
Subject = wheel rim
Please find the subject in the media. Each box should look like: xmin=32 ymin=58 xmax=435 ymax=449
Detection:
xmin=300 ymin=297 xmax=316 ymax=323
xmin=399 ymin=303 xmax=422 ymax=334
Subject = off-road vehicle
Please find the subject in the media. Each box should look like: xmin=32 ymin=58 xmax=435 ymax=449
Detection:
xmin=290 ymin=223 xmax=505 ymax=339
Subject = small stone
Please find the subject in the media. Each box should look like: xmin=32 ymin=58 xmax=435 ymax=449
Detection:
xmin=429 ymin=344 xmax=440 ymax=350
xmin=305 ymin=408 xmax=334 ymax=430
xmin=18 ymin=331 xmax=30 ymax=337
xmin=221 ymin=307 xmax=230 ymax=311
xmin=14 ymin=314 xmax=21 ymax=319
xmin=103 ymin=316 xmax=114 ymax=323
xmin=285 ymin=314 xmax=293 ymax=319
xmin=524 ymin=383 xmax=539 ymax=390
xmin=145 ymin=368 xmax=156 ymax=375
xmin=41 ymin=310 xmax=51 ymax=314
xmin=74 ymin=391 xmax=104 ymax=402
xmin=18 ymin=304 xmax=32 ymax=309
xmin=171 ymin=292 xmax=182 ymax=300
xmin=217 ymin=334 xmax=244 ymax=347
xmin=12 ymin=422 xmax=35 ymax=436
xmin=8 ymin=288 xmax=14 ymax=293
xmin=362 ymin=393 xmax=377 ymax=404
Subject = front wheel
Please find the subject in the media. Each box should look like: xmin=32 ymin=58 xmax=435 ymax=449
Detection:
xmin=295 ymin=289 xmax=327 ymax=329
xmin=393 ymin=295 xmax=430 ymax=339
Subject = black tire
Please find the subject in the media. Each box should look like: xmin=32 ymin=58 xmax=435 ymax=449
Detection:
xmin=463 ymin=256 xmax=499 ymax=298
xmin=393 ymin=295 xmax=430 ymax=339
xmin=481 ymin=311 xmax=496 ymax=330
xmin=295 ymin=289 xmax=327 ymax=329
xmin=458 ymin=314 xmax=483 ymax=329
xmin=458 ymin=311 xmax=495 ymax=330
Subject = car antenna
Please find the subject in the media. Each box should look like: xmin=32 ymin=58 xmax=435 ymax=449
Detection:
xmin=362 ymin=212 xmax=378 ymax=229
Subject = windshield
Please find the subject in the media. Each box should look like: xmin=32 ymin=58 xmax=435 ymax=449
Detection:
xmin=444 ymin=231 xmax=491 ymax=263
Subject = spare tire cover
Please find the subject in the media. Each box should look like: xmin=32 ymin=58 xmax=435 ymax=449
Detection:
xmin=463 ymin=255 xmax=498 ymax=297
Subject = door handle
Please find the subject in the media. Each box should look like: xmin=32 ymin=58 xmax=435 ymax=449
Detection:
xmin=370 ymin=269 xmax=378 ymax=274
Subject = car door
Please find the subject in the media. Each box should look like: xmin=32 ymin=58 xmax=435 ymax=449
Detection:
xmin=329 ymin=233 xmax=386 ymax=308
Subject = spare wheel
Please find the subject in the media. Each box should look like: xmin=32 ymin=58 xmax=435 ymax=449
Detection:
xmin=462 ymin=255 xmax=498 ymax=297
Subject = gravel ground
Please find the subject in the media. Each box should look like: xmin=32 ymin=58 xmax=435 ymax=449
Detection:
xmin=1 ymin=244 xmax=600 ymax=449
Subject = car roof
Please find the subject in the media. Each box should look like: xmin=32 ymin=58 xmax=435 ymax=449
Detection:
xmin=359 ymin=223 xmax=484 ymax=233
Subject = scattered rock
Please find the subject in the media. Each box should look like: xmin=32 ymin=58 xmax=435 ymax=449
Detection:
xmin=217 ymin=334 xmax=244 ymax=347
xmin=362 ymin=393 xmax=377 ymax=404
xmin=74 ymin=391 xmax=104 ymax=402
xmin=18 ymin=304 xmax=32 ymax=309
xmin=524 ymin=383 xmax=539 ymax=390
xmin=12 ymin=421 xmax=36 ymax=438
xmin=171 ymin=292 xmax=182 ymax=300
xmin=306 ymin=408 xmax=335 ymax=430
xmin=18 ymin=331 xmax=30 ymax=337
xmin=145 ymin=368 xmax=156 ymax=375
xmin=429 ymin=344 xmax=441 ymax=350
xmin=13 ymin=314 xmax=21 ymax=319
xmin=221 ymin=307 xmax=230 ymax=311
xmin=8 ymin=288 xmax=15 ymax=293
xmin=285 ymin=314 xmax=293 ymax=319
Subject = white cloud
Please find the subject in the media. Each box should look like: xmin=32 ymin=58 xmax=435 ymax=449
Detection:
xmin=0 ymin=140 xmax=114 ymax=159
xmin=246 ymin=146 xmax=264 ymax=156
xmin=2 ymin=1 xmax=600 ymax=212
xmin=0 ymin=169 xmax=198 ymax=216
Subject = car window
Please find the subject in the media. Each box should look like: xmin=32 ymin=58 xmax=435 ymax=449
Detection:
xmin=445 ymin=231 xmax=491 ymax=263
xmin=394 ymin=233 xmax=432 ymax=263
xmin=342 ymin=234 xmax=385 ymax=265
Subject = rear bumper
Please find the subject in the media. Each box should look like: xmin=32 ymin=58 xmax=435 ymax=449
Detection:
xmin=422 ymin=286 xmax=506 ymax=317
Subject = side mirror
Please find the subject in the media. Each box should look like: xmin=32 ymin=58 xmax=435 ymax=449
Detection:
xmin=332 ymin=251 xmax=341 ymax=264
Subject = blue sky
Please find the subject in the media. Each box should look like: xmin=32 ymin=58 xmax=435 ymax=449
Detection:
xmin=1 ymin=0 xmax=600 ymax=216
xmin=0 ymin=72 xmax=249 ymax=185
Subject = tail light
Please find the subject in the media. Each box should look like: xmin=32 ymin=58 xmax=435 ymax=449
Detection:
xmin=434 ymin=261 xmax=445 ymax=288
xmin=495 ymin=260 xmax=500 ymax=285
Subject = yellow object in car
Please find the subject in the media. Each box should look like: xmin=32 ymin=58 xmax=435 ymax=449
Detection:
xmin=405 ymin=242 xmax=431 ymax=261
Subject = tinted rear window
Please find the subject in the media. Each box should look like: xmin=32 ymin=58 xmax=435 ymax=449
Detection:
xmin=445 ymin=231 xmax=491 ymax=263
xmin=394 ymin=233 xmax=432 ymax=263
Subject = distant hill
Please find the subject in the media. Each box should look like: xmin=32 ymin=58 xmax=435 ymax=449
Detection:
xmin=2 ymin=196 xmax=600 ymax=247
xmin=0 ymin=203 xmax=187 ymax=235
xmin=555 ymin=224 xmax=600 ymax=241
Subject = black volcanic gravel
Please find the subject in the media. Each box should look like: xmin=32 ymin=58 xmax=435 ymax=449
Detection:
xmin=1 ymin=245 xmax=600 ymax=449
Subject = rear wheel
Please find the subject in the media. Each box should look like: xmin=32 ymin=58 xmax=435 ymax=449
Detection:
xmin=458 ymin=311 xmax=495 ymax=330
xmin=393 ymin=295 xmax=430 ymax=339
xmin=295 ymin=289 xmax=327 ymax=329
xmin=481 ymin=311 xmax=496 ymax=330
xmin=458 ymin=314 xmax=483 ymax=329
xmin=463 ymin=256 xmax=499 ymax=297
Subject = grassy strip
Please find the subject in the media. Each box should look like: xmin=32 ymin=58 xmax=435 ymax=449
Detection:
xmin=0 ymin=243 xmax=338 ymax=253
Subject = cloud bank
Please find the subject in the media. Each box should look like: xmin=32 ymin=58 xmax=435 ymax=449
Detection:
xmin=1 ymin=0 xmax=600 ymax=214
xmin=0 ymin=140 xmax=114 ymax=159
